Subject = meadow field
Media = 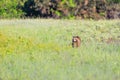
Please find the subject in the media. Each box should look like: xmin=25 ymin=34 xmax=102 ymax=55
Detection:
xmin=0 ymin=19 xmax=120 ymax=80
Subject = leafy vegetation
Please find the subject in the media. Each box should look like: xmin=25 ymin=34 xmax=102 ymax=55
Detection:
xmin=0 ymin=0 xmax=120 ymax=19
xmin=107 ymin=0 xmax=120 ymax=4
xmin=0 ymin=0 xmax=26 ymax=18
xmin=0 ymin=19 xmax=120 ymax=80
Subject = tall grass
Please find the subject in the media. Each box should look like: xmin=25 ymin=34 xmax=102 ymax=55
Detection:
xmin=0 ymin=19 xmax=120 ymax=80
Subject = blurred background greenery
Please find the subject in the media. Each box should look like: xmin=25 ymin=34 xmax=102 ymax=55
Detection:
xmin=0 ymin=0 xmax=120 ymax=19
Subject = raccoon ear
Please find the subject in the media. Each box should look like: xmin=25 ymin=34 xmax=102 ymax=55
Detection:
xmin=73 ymin=36 xmax=75 ymax=38
xmin=76 ymin=36 xmax=79 ymax=38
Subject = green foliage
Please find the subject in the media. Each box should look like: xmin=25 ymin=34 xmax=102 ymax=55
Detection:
xmin=0 ymin=0 xmax=25 ymax=18
xmin=22 ymin=0 xmax=77 ymax=18
xmin=107 ymin=0 xmax=120 ymax=3
xmin=0 ymin=0 xmax=120 ymax=19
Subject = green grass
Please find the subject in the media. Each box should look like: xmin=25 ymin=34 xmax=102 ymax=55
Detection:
xmin=0 ymin=19 xmax=120 ymax=80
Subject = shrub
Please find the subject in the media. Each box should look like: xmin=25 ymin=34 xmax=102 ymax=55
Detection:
xmin=0 ymin=0 xmax=25 ymax=18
